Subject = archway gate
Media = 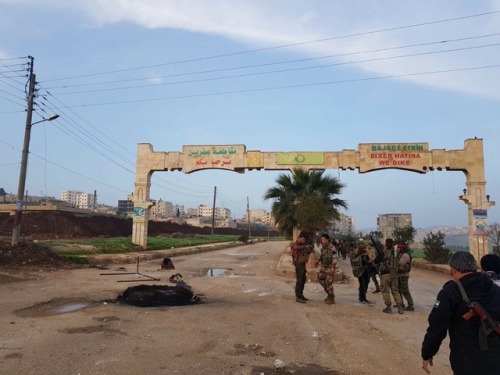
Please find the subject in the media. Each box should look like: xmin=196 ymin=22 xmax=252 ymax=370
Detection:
xmin=130 ymin=138 xmax=494 ymax=262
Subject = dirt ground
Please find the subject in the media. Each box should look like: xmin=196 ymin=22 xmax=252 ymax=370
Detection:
xmin=0 ymin=240 xmax=454 ymax=375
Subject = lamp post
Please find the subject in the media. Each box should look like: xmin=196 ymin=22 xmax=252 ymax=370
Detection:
xmin=11 ymin=113 xmax=59 ymax=245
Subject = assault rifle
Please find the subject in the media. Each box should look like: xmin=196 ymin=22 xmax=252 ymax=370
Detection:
xmin=369 ymin=235 xmax=384 ymax=264
xmin=457 ymin=279 xmax=500 ymax=351
xmin=462 ymin=301 xmax=500 ymax=351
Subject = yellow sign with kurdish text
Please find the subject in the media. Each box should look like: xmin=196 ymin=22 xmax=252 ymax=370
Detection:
xmin=359 ymin=143 xmax=429 ymax=173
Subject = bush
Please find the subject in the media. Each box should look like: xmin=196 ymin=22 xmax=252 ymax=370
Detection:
xmin=423 ymin=231 xmax=451 ymax=264
xmin=238 ymin=235 xmax=249 ymax=243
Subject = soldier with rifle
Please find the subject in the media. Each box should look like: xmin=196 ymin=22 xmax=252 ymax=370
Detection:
xmin=372 ymin=237 xmax=404 ymax=314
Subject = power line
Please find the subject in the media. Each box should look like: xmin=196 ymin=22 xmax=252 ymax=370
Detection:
xmin=48 ymin=42 xmax=500 ymax=96
xmin=43 ymin=10 xmax=500 ymax=83
xmin=45 ymin=32 xmax=500 ymax=91
xmin=57 ymin=63 xmax=500 ymax=108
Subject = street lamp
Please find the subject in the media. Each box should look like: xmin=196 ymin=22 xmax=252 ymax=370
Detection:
xmin=11 ymin=113 xmax=59 ymax=245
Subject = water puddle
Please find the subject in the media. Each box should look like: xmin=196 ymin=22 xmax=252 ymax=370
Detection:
xmin=206 ymin=268 xmax=228 ymax=277
xmin=56 ymin=303 xmax=88 ymax=313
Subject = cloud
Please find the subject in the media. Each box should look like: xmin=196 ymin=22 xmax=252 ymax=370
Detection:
xmin=64 ymin=0 xmax=499 ymax=101
xmin=3 ymin=0 xmax=499 ymax=100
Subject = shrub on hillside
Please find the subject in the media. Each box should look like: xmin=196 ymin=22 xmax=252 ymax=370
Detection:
xmin=423 ymin=231 xmax=451 ymax=264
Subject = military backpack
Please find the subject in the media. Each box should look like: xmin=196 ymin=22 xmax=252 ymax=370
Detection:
xmin=350 ymin=254 xmax=365 ymax=278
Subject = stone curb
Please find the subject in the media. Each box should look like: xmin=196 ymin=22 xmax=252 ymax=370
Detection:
xmin=85 ymin=241 xmax=244 ymax=266
xmin=412 ymin=259 xmax=450 ymax=275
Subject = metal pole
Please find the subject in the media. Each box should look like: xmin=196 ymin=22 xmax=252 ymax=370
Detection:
xmin=12 ymin=58 xmax=36 ymax=246
xmin=211 ymin=186 xmax=216 ymax=235
xmin=247 ymin=196 xmax=251 ymax=238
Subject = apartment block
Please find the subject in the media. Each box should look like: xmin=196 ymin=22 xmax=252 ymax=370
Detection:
xmin=61 ymin=190 xmax=96 ymax=210
xmin=377 ymin=213 xmax=412 ymax=240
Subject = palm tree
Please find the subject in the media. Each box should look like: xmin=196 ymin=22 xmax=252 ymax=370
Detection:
xmin=263 ymin=168 xmax=347 ymax=237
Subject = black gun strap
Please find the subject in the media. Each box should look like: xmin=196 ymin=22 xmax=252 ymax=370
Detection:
xmin=454 ymin=280 xmax=470 ymax=305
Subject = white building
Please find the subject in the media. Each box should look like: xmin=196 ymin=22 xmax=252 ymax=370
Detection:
xmin=246 ymin=209 xmax=273 ymax=225
xmin=172 ymin=204 xmax=185 ymax=217
xmin=197 ymin=204 xmax=231 ymax=219
xmin=331 ymin=213 xmax=355 ymax=235
xmin=60 ymin=190 xmax=96 ymax=210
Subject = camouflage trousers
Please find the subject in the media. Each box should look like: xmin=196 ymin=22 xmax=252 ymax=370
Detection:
xmin=318 ymin=265 xmax=335 ymax=297
xmin=398 ymin=275 xmax=414 ymax=307
xmin=380 ymin=272 xmax=403 ymax=307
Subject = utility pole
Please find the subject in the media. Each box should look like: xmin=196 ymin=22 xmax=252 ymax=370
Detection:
xmin=11 ymin=57 xmax=58 ymax=246
xmin=247 ymin=196 xmax=251 ymax=238
xmin=211 ymin=186 xmax=217 ymax=235
xmin=12 ymin=57 xmax=36 ymax=246
xmin=93 ymin=190 xmax=97 ymax=213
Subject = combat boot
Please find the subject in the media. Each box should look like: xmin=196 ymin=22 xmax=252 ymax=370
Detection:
xmin=325 ymin=295 xmax=335 ymax=304
xmin=382 ymin=306 xmax=392 ymax=314
xmin=398 ymin=306 xmax=405 ymax=314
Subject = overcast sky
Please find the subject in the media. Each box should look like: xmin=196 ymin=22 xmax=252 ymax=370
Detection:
xmin=1 ymin=1 xmax=500 ymax=230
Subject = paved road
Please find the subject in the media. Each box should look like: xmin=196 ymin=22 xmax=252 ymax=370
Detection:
xmin=0 ymin=241 xmax=454 ymax=375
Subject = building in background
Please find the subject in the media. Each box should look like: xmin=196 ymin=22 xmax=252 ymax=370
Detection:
xmin=331 ymin=213 xmax=355 ymax=236
xmin=197 ymin=204 xmax=231 ymax=219
xmin=61 ymin=190 xmax=96 ymax=210
xmin=117 ymin=199 xmax=134 ymax=217
xmin=246 ymin=209 xmax=275 ymax=227
xmin=172 ymin=204 xmax=185 ymax=218
xmin=377 ymin=213 xmax=412 ymax=239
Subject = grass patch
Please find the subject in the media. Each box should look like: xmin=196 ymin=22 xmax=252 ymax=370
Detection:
xmin=410 ymin=248 xmax=425 ymax=259
xmin=47 ymin=235 xmax=243 ymax=256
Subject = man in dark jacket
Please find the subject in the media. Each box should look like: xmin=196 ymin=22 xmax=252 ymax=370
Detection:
xmin=421 ymin=251 xmax=500 ymax=374
xmin=291 ymin=232 xmax=313 ymax=303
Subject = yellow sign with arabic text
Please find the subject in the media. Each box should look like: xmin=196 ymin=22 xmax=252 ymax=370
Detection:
xmin=182 ymin=145 xmax=245 ymax=173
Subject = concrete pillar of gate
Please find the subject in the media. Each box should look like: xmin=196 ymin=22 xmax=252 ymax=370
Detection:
xmin=130 ymin=181 xmax=154 ymax=249
xmin=130 ymin=144 xmax=157 ymax=248
xmin=455 ymin=139 xmax=495 ymax=263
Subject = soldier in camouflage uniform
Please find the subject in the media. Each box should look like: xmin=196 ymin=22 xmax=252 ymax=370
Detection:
xmin=397 ymin=243 xmax=414 ymax=311
xmin=316 ymin=233 xmax=338 ymax=304
xmin=376 ymin=238 xmax=404 ymax=314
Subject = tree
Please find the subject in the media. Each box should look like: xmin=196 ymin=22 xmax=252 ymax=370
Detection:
xmin=487 ymin=223 xmax=500 ymax=255
xmin=392 ymin=225 xmax=417 ymax=250
xmin=0 ymin=188 xmax=5 ymax=203
xmin=263 ymin=168 xmax=347 ymax=238
xmin=422 ymin=231 xmax=451 ymax=264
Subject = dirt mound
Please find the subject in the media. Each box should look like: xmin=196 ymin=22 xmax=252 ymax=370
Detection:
xmin=0 ymin=211 xmax=278 ymax=269
xmin=0 ymin=242 xmax=80 ymax=270
xmin=0 ymin=211 xmax=275 ymax=239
